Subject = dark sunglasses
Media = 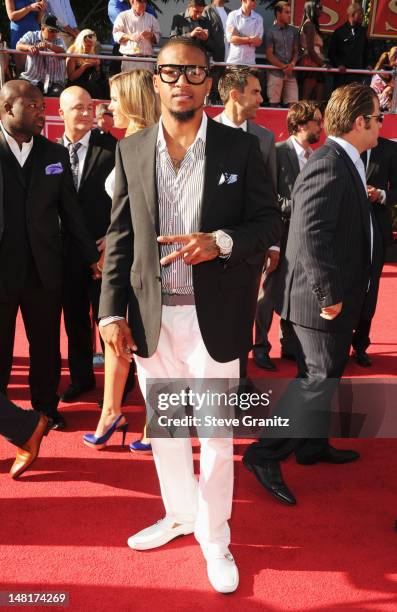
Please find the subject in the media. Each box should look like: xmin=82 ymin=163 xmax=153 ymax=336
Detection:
xmin=103 ymin=112 xmax=113 ymax=117
xmin=47 ymin=28 xmax=59 ymax=34
xmin=157 ymin=64 xmax=209 ymax=85
xmin=364 ymin=114 xmax=384 ymax=124
xmin=84 ymin=34 xmax=96 ymax=40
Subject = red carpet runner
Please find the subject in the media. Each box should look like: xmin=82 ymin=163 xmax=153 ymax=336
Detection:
xmin=1 ymin=265 xmax=396 ymax=611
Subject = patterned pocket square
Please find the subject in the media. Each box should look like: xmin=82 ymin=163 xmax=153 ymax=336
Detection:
xmin=218 ymin=172 xmax=238 ymax=186
xmin=45 ymin=162 xmax=63 ymax=175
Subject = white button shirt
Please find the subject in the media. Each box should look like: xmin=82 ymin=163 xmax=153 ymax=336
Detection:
xmin=291 ymin=135 xmax=313 ymax=171
xmin=0 ymin=122 xmax=33 ymax=167
xmin=225 ymin=8 xmax=263 ymax=65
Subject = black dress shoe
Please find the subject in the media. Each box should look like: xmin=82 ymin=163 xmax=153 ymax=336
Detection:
xmin=297 ymin=445 xmax=360 ymax=465
xmin=253 ymin=352 xmax=277 ymax=371
xmin=353 ymin=350 xmax=372 ymax=367
xmin=243 ymin=456 xmax=296 ymax=505
xmin=46 ymin=411 xmax=66 ymax=431
xmin=60 ymin=383 xmax=95 ymax=403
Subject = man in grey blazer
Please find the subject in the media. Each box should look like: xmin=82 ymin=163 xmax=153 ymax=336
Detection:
xmin=244 ymin=83 xmax=383 ymax=505
xmin=98 ymin=37 xmax=282 ymax=593
xmin=215 ymin=66 xmax=278 ymax=374
xmin=253 ymin=100 xmax=323 ymax=369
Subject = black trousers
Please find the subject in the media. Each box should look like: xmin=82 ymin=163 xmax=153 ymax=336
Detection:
xmin=254 ymin=268 xmax=297 ymax=356
xmin=63 ymin=256 xmax=136 ymax=391
xmin=244 ymin=322 xmax=353 ymax=465
xmin=352 ymin=244 xmax=386 ymax=353
xmin=0 ymin=392 xmax=40 ymax=448
xmin=0 ymin=268 xmax=62 ymax=415
xmin=63 ymin=256 xmax=101 ymax=388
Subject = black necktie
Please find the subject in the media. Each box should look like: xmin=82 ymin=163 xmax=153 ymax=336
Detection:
xmin=360 ymin=150 xmax=368 ymax=171
xmin=68 ymin=142 xmax=82 ymax=189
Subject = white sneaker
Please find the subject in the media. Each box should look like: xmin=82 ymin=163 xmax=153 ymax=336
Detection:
xmin=207 ymin=551 xmax=239 ymax=593
xmin=127 ymin=517 xmax=195 ymax=551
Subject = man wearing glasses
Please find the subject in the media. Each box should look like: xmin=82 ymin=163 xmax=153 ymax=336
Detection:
xmin=244 ymin=84 xmax=383 ymax=506
xmin=16 ymin=14 xmax=67 ymax=97
xmin=113 ymin=0 xmax=161 ymax=71
xmin=98 ymin=36 xmax=281 ymax=593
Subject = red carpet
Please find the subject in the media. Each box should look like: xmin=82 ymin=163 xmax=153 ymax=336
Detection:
xmin=1 ymin=265 xmax=396 ymax=611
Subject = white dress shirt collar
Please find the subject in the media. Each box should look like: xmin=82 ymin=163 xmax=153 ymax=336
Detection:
xmin=220 ymin=112 xmax=247 ymax=132
xmin=291 ymin=135 xmax=312 ymax=170
xmin=157 ymin=112 xmax=208 ymax=157
xmin=0 ymin=121 xmax=33 ymax=167
xmin=63 ymin=129 xmax=91 ymax=150
xmin=328 ymin=135 xmax=366 ymax=189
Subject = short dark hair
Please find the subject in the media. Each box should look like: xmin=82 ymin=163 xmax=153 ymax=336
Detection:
xmin=188 ymin=0 xmax=206 ymax=6
xmin=324 ymin=83 xmax=377 ymax=137
xmin=218 ymin=66 xmax=261 ymax=104
xmin=287 ymin=100 xmax=321 ymax=134
xmin=157 ymin=36 xmax=210 ymax=69
xmin=274 ymin=1 xmax=290 ymax=16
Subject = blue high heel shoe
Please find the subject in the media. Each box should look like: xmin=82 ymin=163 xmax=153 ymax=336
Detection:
xmin=83 ymin=415 xmax=128 ymax=450
xmin=129 ymin=439 xmax=152 ymax=454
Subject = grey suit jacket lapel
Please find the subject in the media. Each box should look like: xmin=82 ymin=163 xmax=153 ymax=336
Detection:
xmin=137 ymin=124 xmax=159 ymax=234
xmin=286 ymin=137 xmax=300 ymax=178
xmin=326 ymin=138 xmax=371 ymax=247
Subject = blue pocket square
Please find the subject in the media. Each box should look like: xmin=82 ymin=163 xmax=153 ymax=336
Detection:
xmin=45 ymin=162 xmax=63 ymax=175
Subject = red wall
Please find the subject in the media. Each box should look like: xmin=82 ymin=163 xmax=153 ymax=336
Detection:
xmin=44 ymin=99 xmax=397 ymax=143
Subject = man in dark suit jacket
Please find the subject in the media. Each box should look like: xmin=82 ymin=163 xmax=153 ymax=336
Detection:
xmin=98 ymin=37 xmax=282 ymax=593
xmin=215 ymin=66 xmax=277 ymax=375
xmin=204 ymin=0 xmax=231 ymax=62
xmin=243 ymin=83 xmax=383 ymax=505
xmin=352 ymin=136 xmax=397 ymax=366
xmin=0 ymin=80 xmax=99 ymax=430
xmin=253 ymin=100 xmax=323 ymax=368
xmin=170 ymin=0 xmax=216 ymax=57
xmin=329 ymin=3 xmax=370 ymax=87
xmin=57 ymin=86 xmax=132 ymax=403
xmin=0 ymin=392 xmax=48 ymax=479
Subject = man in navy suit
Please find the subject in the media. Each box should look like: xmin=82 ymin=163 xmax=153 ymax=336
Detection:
xmin=244 ymin=83 xmax=383 ymax=505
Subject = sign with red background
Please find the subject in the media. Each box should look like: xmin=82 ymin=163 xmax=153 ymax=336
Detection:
xmin=290 ymin=0 xmax=353 ymax=33
xmin=368 ymin=0 xmax=397 ymax=39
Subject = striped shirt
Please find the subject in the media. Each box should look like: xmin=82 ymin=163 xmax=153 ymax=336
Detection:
xmin=18 ymin=30 xmax=66 ymax=86
xmin=157 ymin=113 xmax=207 ymax=295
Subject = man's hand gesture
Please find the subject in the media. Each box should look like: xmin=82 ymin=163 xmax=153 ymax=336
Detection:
xmin=158 ymin=233 xmax=220 ymax=265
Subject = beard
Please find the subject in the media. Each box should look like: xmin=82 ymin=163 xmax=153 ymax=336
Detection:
xmin=169 ymin=109 xmax=196 ymax=123
xmin=307 ymin=132 xmax=320 ymax=145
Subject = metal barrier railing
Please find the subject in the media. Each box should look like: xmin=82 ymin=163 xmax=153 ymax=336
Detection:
xmin=1 ymin=47 xmax=396 ymax=112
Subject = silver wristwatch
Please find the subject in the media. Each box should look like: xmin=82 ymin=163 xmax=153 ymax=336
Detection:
xmin=213 ymin=230 xmax=233 ymax=258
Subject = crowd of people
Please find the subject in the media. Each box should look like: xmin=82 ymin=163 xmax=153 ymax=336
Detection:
xmin=0 ymin=2 xmax=396 ymax=598
xmin=0 ymin=0 xmax=397 ymax=108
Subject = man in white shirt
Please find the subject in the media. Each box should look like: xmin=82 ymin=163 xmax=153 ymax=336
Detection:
xmin=113 ymin=0 xmax=161 ymax=71
xmin=225 ymin=0 xmax=263 ymax=66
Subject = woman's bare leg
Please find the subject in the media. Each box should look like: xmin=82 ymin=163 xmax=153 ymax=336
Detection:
xmin=94 ymin=344 xmax=130 ymax=437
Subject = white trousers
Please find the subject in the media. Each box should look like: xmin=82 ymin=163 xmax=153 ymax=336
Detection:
xmin=135 ymin=305 xmax=239 ymax=559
